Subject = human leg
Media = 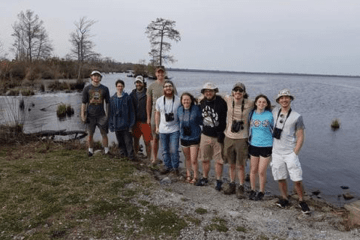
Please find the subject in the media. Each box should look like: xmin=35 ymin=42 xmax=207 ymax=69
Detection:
xmin=98 ymin=115 xmax=109 ymax=152
xmin=250 ymin=156 xmax=259 ymax=190
xmin=123 ymin=130 xmax=134 ymax=159
xmin=115 ymin=131 xmax=127 ymax=157
xmin=150 ymin=124 xmax=159 ymax=163
xmin=294 ymin=181 xmax=305 ymax=201
xmin=182 ymin=147 xmax=192 ymax=180
xmin=278 ymin=179 xmax=288 ymax=200
xmin=213 ymin=140 xmax=224 ymax=180
xmin=169 ymin=131 xmax=180 ymax=169
xmin=258 ymin=156 xmax=270 ymax=193
xmin=190 ymin=145 xmax=199 ymax=181
xmin=159 ymin=133 xmax=172 ymax=170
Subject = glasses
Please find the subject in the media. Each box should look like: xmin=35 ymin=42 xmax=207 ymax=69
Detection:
xmin=164 ymin=85 xmax=173 ymax=88
xmin=233 ymin=88 xmax=244 ymax=93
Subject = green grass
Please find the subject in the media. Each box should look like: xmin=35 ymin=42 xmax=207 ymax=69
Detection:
xmin=0 ymin=141 xmax=187 ymax=239
xmin=204 ymin=217 xmax=228 ymax=232
xmin=195 ymin=207 xmax=208 ymax=214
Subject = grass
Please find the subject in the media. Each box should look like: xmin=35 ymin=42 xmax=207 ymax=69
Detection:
xmin=0 ymin=140 xmax=187 ymax=239
xmin=195 ymin=207 xmax=208 ymax=214
xmin=204 ymin=217 xmax=228 ymax=232
xmin=331 ymin=118 xmax=340 ymax=129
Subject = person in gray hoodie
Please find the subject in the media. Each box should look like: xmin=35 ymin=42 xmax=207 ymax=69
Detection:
xmin=109 ymin=79 xmax=136 ymax=160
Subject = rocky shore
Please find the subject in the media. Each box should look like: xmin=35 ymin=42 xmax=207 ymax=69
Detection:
xmin=106 ymin=155 xmax=360 ymax=240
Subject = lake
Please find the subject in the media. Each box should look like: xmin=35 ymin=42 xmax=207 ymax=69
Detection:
xmin=1 ymin=70 xmax=359 ymax=207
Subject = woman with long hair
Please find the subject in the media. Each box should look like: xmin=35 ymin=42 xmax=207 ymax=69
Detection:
xmin=177 ymin=92 xmax=202 ymax=184
xmin=248 ymin=94 xmax=274 ymax=201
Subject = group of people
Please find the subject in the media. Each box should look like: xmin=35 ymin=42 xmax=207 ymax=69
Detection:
xmin=80 ymin=66 xmax=310 ymax=214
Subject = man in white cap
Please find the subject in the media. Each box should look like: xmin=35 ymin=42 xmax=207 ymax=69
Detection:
xmin=271 ymin=89 xmax=310 ymax=214
xmin=196 ymin=82 xmax=227 ymax=191
xmin=146 ymin=66 xmax=177 ymax=165
xmin=130 ymin=75 xmax=152 ymax=161
xmin=81 ymin=70 xmax=110 ymax=156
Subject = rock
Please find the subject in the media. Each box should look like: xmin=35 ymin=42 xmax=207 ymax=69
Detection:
xmin=343 ymin=193 xmax=354 ymax=200
xmin=160 ymin=177 xmax=171 ymax=185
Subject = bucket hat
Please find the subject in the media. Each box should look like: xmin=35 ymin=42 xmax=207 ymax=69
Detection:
xmin=201 ymin=82 xmax=219 ymax=94
xmin=275 ymin=89 xmax=295 ymax=103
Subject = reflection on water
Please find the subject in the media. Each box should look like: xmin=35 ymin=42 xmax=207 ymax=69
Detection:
xmin=1 ymin=71 xmax=359 ymax=206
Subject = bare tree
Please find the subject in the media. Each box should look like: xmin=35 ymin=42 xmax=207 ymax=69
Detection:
xmin=0 ymin=40 xmax=8 ymax=60
xmin=145 ymin=18 xmax=181 ymax=66
xmin=11 ymin=9 xmax=53 ymax=62
xmin=69 ymin=16 xmax=100 ymax=79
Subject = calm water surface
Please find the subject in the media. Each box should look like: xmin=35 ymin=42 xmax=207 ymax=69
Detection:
xmin=1 ymin=70 xmax=359 ymax=206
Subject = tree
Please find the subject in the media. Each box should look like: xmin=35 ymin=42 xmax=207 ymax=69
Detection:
xmin=145 ymin=18 xmax=181 ymax=66
xmin=69 ymin=16 xmax=100 ymax=79
xmin=11 ymin=9 xmax=53 ymax=62
xmin=0 ymin=40 xmax=7 ymax=60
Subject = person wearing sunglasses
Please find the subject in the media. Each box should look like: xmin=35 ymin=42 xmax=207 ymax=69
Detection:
xmin=222 ymin=82 xmax=253 ymax=198
xmin=270 ymin=89 xmax=310 ymax=214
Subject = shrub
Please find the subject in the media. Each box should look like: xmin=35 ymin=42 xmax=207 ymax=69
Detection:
xmin=331 ymin=118 xmax=340 ymax=130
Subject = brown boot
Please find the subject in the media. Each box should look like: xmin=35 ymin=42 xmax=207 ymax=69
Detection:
xmin=236 ymin=185 xmax=245 ymax=199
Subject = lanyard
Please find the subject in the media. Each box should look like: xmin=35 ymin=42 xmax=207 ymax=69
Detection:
xmin=163 ymin=95 xmax=175 ymax=113
xmin=274 ymin=108 xmax=292 ymax=130
xmin=232 ymin=99 xmax=245 ymax=122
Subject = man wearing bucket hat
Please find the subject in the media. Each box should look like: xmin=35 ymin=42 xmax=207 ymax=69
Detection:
xmin=271 ymin=89 xmax=310 ymax=214
xmin=196 ymin=82 xmax=227 ymax=191
xmin=146 ymin=66 xmax=177 ymax=165
xmin=81 ymin=70 xmax=110 ymax=156
xmin=130 ymin=76 xmax=152 ymax=161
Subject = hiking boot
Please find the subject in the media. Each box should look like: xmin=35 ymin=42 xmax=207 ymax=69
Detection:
xmin=276 ymin=199 xmax=289 ymax=208
xmin=255 ymin=191 xmax=265 ymax=201
xmin=299 ymin=201 xmax=311 ymax=214
xmin=88 ymin=151 xmax=93 ymax=157
xmin=249 ymin=190 xmax=256 ymax=200
xmin=195 ymin=178 xmax=208 ymax=186
xmin=215 ymin=180 xmax=223 ymax=191
xmin=236 ymin=185 xmax=245 ymax=199
xmin=224 ymin=182 xmax=236 ymax=195
xmin=160 ymin=167 xmax=172 ymax=175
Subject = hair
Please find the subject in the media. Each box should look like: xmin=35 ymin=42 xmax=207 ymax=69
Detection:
xmin=163 ymin=80 xmax=174 ymax=87
xmin=180 ymin=92 xmax=198 ymax=107
xmin=253 ymin=94 xmax=272 ymax=111
xmin=115 ymin=79 xmax=125 ymax=87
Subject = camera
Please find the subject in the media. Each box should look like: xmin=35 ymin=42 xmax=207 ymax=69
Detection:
xmin=273 ymin=127 xmax=282 ymax=139
xmin=231 ymin=120 xmax=244 ymax=133
xmin=165 ymin=113 xmax=174 ymax=122
xmin=183 ymin=126 xmax=191 ymax=136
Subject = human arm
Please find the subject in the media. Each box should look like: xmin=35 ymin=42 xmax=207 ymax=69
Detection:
xmin=146 ymin=95 xmax=152 ymax=125
xmin=294 ymin=128 xmax=305 ymax=155
xmin=81 ymin=103 xmax=86 ymax=123
xmin=155 ymin=110 xmax=160 ymax=134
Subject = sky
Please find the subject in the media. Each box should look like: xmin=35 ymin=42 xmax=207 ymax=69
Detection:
xmin=1 ymin=0 xmax=360 ymax=76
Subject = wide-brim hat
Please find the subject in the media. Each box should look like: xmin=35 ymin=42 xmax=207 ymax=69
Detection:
xmin=201 ymin=82 xmax=219 ymax=94
xmin=276 ymin=89 xmax=295 ymax=103
xmin=90 ymin=70 xmax=103 ymax=78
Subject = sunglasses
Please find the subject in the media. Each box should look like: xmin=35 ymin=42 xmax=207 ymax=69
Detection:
xmin=233 ymin=88 xmax=244 ymax=93
xmin=164 ymin=85 xmax=173 ymax=88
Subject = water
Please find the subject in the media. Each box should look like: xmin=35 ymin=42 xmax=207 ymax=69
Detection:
xmin=1 ymin=70 xmax=359 ymax=206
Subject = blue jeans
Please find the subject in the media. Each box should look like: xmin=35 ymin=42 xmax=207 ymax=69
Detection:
xmin=160 ymin=131 xmax=180 ymax=170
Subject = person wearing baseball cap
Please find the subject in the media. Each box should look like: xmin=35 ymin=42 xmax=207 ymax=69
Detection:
xmin=271 ymin=89 xmax=310 ymax=214
xmin=130 ymin=75 xmax=152 ymax=161
xmin=81 ymin=70 xmax=110 ymax=156
xmin=146 ymin=66 xmax=177 ymax=165
xmin=196 ymin=82 xmax=227 ymax=191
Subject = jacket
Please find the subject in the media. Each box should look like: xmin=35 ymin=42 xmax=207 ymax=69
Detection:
xmin=109 ymin=92 xmax=135 ymax=132
xmin=177 ymin=104 xmax=203 ymax=141
xmin=130 ymin=88 xmax=147 ymax=123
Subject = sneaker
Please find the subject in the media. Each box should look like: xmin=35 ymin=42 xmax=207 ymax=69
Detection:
xmin=249 ymin=190 xmax=256 ymax=200
xmin=215 ymin=180 xmax=223 ymax=191
xmin=195 ymin=178 xmax=208 ymax=186
xmin=299 ymin=201 xmax=311 ymax=214
xmin=224 ymin=182 xmax=236 ymax=195
xmin=88 ymin=151 xmax=93 ymax=157
xmin=255 ymin=191 xmax=265 ymax=201
xmin=276 ymin=199 xmax=289 ymax=208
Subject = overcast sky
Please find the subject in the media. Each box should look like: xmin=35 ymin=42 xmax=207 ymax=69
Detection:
xmin=1 ymin=0 xmax=360 ymax=76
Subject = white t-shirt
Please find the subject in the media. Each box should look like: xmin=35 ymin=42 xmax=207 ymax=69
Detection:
xmin=272 ymin=107 xmax=305 ymax=155
xmin=156 ymin=95 xmax=181 ymax=134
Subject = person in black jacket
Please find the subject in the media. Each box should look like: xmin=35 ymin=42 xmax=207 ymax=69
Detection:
xmin=130 ymin=76 xmax=152 ymax=161
xmin=196 ymin=82 xmax=228 ymax=191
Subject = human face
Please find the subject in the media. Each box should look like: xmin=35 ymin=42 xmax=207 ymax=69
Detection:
xmin=163 ymin=83 xmax=173 ymax=96
xmin=156 ymin=70 xmax=165 ymax=81
xmin=256 ymin=97 xmax=268 ymax=112
xmin=116 ymin=83 xmax=124 ymax=95
xmin=278 ymin=96 xmax=291 ymax=109
xmin=182 ymin=95 xmax=191 ymax=109
xmin=204 ymin=89 xmax=215 ymax=100
xmin=232 ymin=88 xmax=244 ymax=101
xmin=91 ymin=74 xmax=101 ymax=84
xmin=135 ymin=81 xmax=144 ymax=91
